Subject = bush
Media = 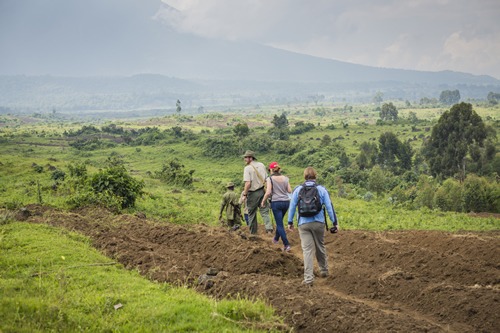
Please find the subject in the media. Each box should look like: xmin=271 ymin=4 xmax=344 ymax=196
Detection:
xmin=434 ymin=178 xmax=463 ymax=212
xmin=153 ymin=159 xmax=195 ymax=188
xmin=463 ymin=174 xmax=499 ymax=213
xmin=200 ymin=137 xmax=240 ymax=158
xmin=88 ymin=158 xmax=144 ymax=209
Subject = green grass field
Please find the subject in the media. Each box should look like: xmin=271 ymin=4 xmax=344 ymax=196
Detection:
xmin=0 ymin=221 xmax=281 ymax=332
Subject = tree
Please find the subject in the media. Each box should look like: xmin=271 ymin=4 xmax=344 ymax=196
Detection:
xmin=378 ymin=132 xmax=413 ymax=174
xmin=355 ymin=141 xmax=378 ymax=170
xmin=380 ymin=102 xmax=398 ymax=121
xmin=233 ymin=122 xmax=250 ymax=139
xmin=486 ymin=91 xmax=500 ymax=105
xmin=368 ymin=165 xmax=386 ymax=196
xmin=423 ymin=102 xmax=487 ymax=179
xmin=176 ymin=99 xmax=182 ymax=114
xmin=439 ymin=90 xmax=460 ymax=105
xmin=373 ymin=91 xmax=383 ymax=104
xmin=269 ymin=112 xmax=290 ymax=140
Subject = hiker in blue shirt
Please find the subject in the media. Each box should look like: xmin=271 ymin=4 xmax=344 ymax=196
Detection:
xmin=288 ymin=167 xmax=338 ymax=287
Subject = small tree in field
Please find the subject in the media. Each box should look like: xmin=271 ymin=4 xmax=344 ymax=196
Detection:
xmin=380 ymin=102 xmax=398 ymax=121
xmin=368 ymin=165 xmax=386 ymax=196
xmin=176 ymin=99 xmax=182 ymax=114
xmin=233 ymin=122 xmax=250 ymax=139
xmin=423 ymin=102 xmax=487 ymax=180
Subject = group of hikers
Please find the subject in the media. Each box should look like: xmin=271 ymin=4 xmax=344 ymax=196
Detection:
xmin=219 ymin=150 xmax=339 ymax=287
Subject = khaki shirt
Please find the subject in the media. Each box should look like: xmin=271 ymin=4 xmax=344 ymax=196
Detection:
xmin=243 ymin=161 xmax=268 ymax=191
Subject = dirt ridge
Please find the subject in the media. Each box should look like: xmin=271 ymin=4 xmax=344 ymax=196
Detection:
xmin=18 ymin=205 xmax=500 ymax=332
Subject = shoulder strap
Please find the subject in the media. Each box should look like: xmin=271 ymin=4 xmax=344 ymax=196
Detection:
xmin=250 ymin=163 xmax=265 ymax=185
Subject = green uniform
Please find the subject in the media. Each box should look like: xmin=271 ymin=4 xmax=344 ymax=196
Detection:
xmin=219 ymin=190 xmax=241 ymax=227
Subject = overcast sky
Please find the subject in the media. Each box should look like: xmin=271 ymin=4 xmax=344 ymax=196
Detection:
xmin=1 ymin=0 xmax=499 ymax=79
xmin=159 ymin=0 xmax=500 ymax=79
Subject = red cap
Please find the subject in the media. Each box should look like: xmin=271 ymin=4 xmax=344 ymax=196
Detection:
xmin=269 ymin=162 xmax=279 ymax=170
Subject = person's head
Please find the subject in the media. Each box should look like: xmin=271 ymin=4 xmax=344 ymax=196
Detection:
xmin=303 ymin=167 xmax=317 ymax=180
xmin=269 ymin=161 xmax=281 ymax=174
xmin=243 ymin=150 xmax=256 ymax=164
xmin=226 ymin=182 xmax=235 ymax=190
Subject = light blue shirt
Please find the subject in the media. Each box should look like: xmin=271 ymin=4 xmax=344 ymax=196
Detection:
xmin=287 ymin=180 xmax=338 ymax=227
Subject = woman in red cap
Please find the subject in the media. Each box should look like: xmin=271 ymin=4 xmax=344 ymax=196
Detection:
xmin=261 ymin=162 xmax=292 ymax=251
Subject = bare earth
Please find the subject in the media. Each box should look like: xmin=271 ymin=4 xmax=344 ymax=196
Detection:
xmin=18 ymin=205 xmax=500 ymax=332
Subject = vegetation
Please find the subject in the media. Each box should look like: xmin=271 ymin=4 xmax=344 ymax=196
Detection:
xmin=0 ymin=99 xmax=499 ymax=332
xmin=0 ymin=101 xmax=498 ymax=221
xmin=423 ymin=102 xmax=493 ymax=179
xmin=0 ymin=222 xmax=279 ymax=332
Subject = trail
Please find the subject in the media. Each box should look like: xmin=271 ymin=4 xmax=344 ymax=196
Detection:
xmin=18 ymin=205 xmax=500 ymax=332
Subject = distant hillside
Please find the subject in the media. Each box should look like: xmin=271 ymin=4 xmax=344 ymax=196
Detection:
xmin=0 ymin=73 xmax=499 ymax=113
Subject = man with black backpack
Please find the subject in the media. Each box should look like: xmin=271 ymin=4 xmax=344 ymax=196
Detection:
xmin=288 ymin=167 xmax=338 ymax=287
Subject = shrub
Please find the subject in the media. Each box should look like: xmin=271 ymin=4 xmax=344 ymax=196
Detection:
xmin=434 ymin=178 xmax=463 ymax=212
xmin=200 ymin=137 xmax=239 ymax=158
xmin=153 ymin=159 xmax=195 ymax=188
xmin=462 ymin=174 xmax=499 ymax=213
xmin=88 ymin=158 xmax=144 ymax=209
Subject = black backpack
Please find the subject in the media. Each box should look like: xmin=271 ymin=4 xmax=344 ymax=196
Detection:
xmin=298 ymin=183 xmax=323 ymax=217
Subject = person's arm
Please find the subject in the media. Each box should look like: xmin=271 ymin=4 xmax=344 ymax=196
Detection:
xmin=243 ymin=181 xmax=251 ymax=195
xmin=287 ymin=187 xmax=299 ymax=229
xmin=239 ymin=191 xmax=246 ymax=204
xmin=219 ymin=196 xmax=227 ymax=219
xmin=261 ymin=178 xmax=272 ymax=207
xmin=321 ymin=187 xmax=338 ymax=226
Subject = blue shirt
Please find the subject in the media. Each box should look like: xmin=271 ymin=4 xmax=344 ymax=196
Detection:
xmin=287 ymin=180 xmax=338 ymax=227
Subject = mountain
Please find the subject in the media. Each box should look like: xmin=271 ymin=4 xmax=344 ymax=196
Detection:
xmin=1 ymin=0 xmax=499 ymax=112
xmin=1 ymin=0 xmax=498 ymax=85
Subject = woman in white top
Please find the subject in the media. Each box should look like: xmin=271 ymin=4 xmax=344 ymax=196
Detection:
xmin=261 ymin=162 xmax=292 ymax=251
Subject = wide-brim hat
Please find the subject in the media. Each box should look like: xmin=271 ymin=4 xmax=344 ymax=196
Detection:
xmin=226 ymin=182 xmax=235 ymax=188
xmin=242 ymin=150 xmax=256 ymax=159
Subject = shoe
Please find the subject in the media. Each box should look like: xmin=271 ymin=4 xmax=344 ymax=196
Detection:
xmin=319 ymin=271 xmax=329 ymax=278
xmin=272 ymin=238 xmax=278 ymax=244
xmin=231 ymin=225 xmax=240 ymax=231
xmin=302 ymin=281 xmax=313 ymax=287
xmin=266 ymin=229 xmax=274 ymax=234
xmin=284 ymin=245 xmax=291 ymax=252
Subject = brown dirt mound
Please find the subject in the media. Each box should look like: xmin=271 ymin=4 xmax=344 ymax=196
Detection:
xmin=19 ymin=205 xmax=500 ymax=332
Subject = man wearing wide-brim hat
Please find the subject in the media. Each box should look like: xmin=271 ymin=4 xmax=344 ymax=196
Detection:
xmin=242 ymin=150 xmax=273 ymax=234
xmin=219 ymin=181 xmax=242 ymax=230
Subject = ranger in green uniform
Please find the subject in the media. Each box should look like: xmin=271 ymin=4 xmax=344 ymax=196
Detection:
xmin=219 ymin=182 xmax=242 ymax=230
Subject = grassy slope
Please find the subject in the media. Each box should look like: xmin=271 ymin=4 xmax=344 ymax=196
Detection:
xmin=0 ymin=104 xmax=499 ymax=229
xmin=0 ymin=221 xmax=280 ymax=332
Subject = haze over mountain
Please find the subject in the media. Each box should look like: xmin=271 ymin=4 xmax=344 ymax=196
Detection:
xmin=1 ymin=0 xmax=499 ymax=112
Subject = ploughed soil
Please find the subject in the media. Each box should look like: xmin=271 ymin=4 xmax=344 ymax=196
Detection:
xmin=16 ymin=205 xmax=500 ymax=332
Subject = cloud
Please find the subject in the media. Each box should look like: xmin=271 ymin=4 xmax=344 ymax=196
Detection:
xmin=159 ymin=0 xmax=500 ymax=78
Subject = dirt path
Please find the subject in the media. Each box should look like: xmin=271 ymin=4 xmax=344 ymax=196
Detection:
xmin=18 ymin=205 xmax=500 ymax=332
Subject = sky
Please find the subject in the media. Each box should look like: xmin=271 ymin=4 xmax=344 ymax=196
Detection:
xmin=1 ymin=0 xmax=499 ymax=79
xmin=158 ymin=0 xmax=500 ymax=79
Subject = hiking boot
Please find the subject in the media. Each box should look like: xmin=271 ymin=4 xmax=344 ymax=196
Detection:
xmin=283 ymin=245 xmax=291 ymax=252
xmin=272 ymin=238 xmax=279 ymax=244
xmin=319 ymin=271 xmax=329 ymax=278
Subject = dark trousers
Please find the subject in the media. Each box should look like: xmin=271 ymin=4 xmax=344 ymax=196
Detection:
xmin=271 ymin=201 xmax=290 ymax=246
xmin=247 ymin=188 xmax=264 ymax=234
